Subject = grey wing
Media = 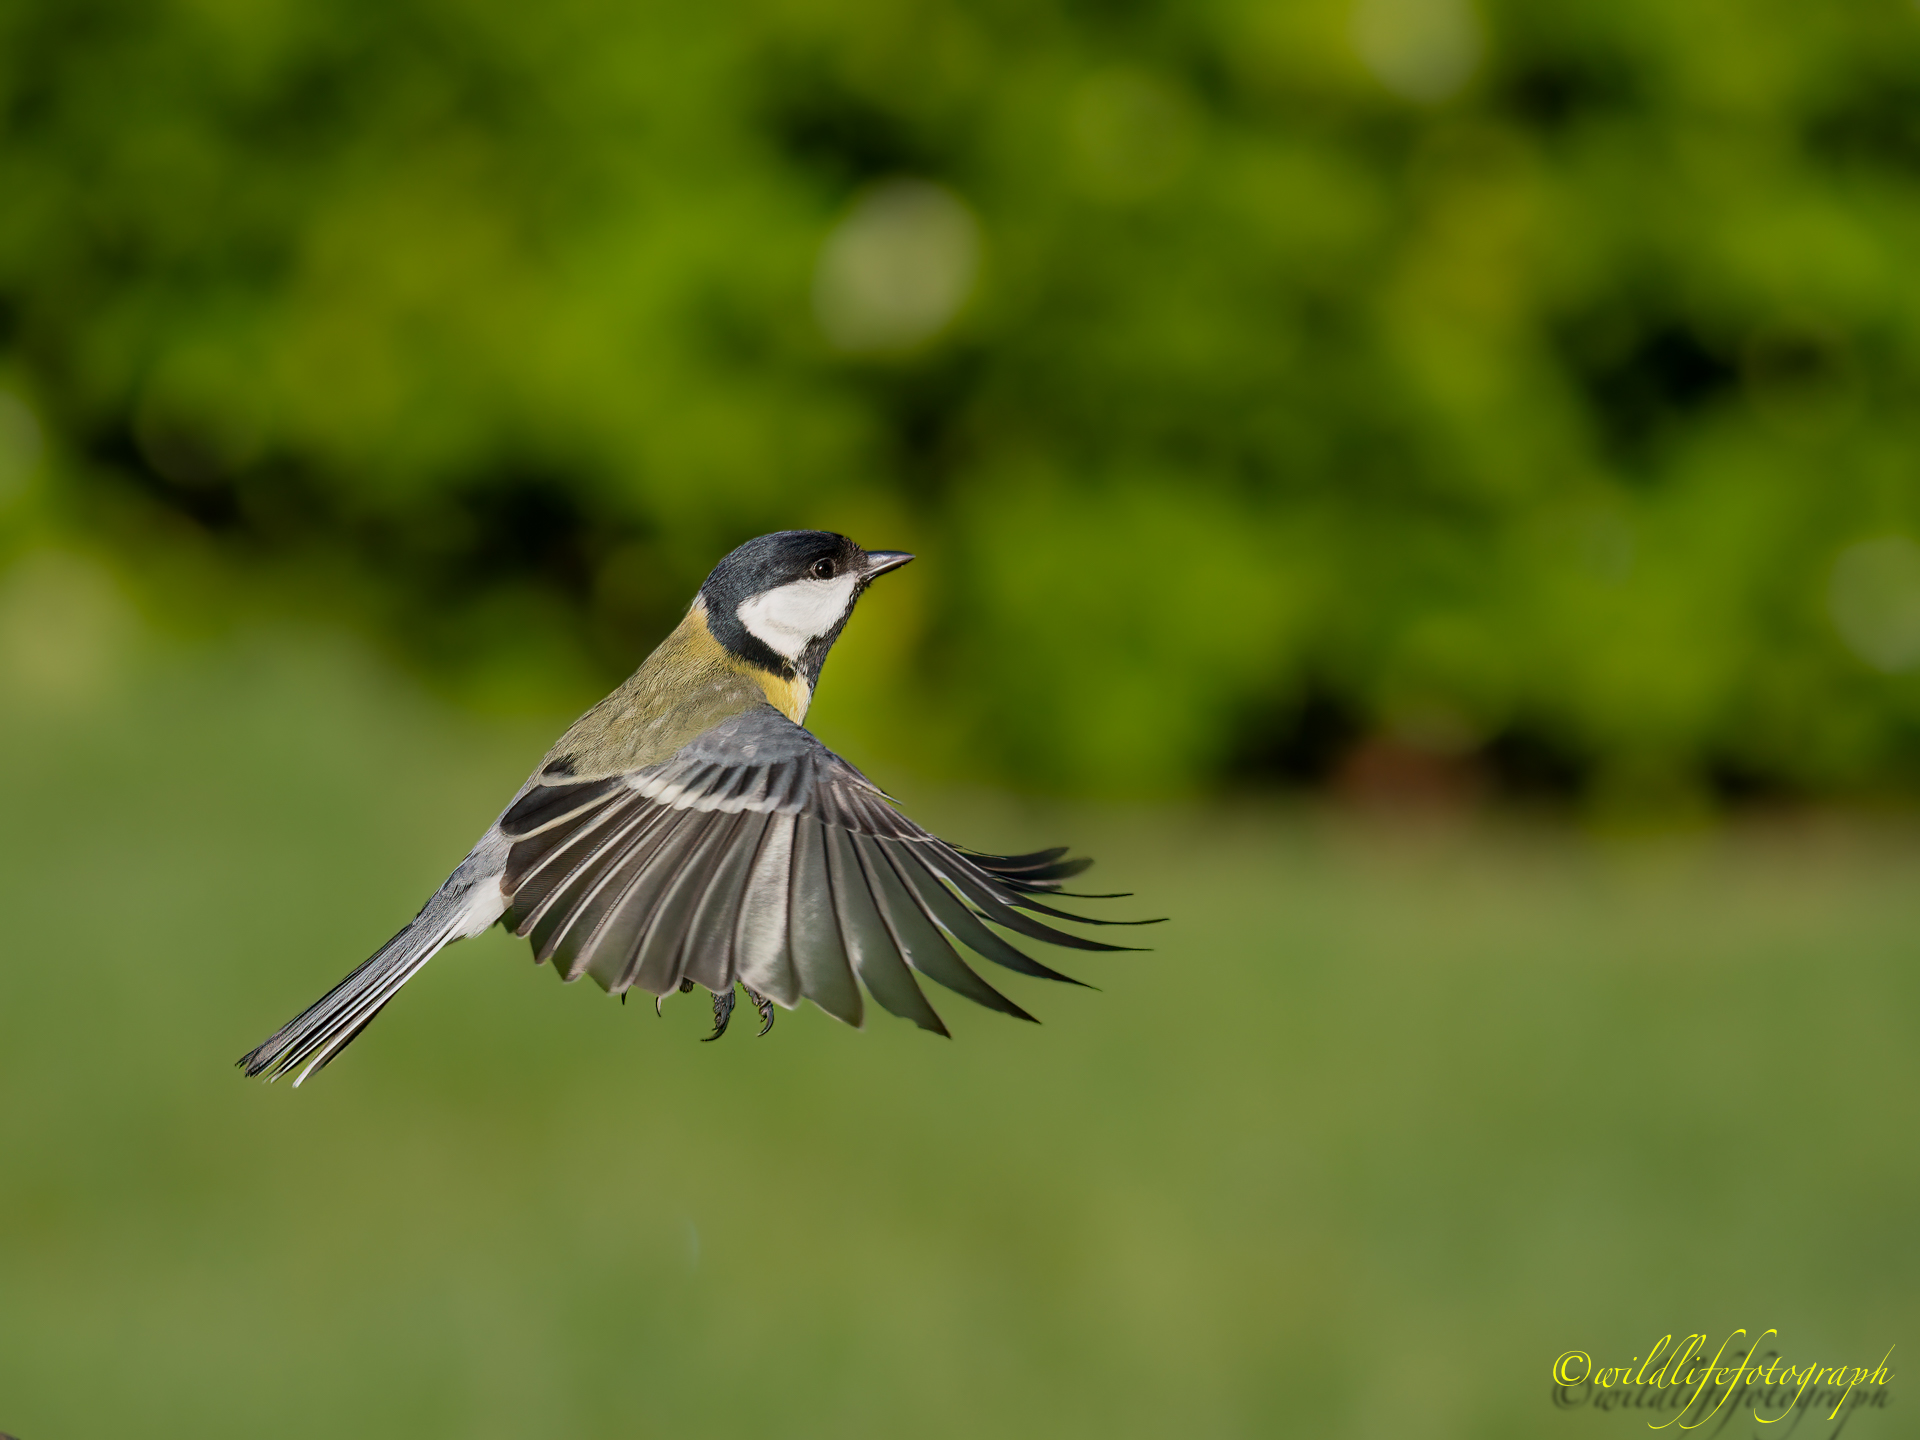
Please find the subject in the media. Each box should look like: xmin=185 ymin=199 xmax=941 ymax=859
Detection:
xmin=495 ymin=704 xmax=1149 ymax=1033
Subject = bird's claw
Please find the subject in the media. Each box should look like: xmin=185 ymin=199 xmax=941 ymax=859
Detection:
xmin=702 ymin=984 xmax=736 ymax=1042
xmin=746 ymin=986 xmax=775 ymax=1037
xmin=698 ymin=983 xmax=773 ymax=1040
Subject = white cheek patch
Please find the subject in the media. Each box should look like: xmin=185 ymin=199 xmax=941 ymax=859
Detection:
xmin=736 ymin=575 xmax=861 ymax=661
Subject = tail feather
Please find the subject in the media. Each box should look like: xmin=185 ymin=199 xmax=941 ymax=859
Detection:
xmin=239 ymin=843 xmax=507 ymax=1086
xmin=236 ymin=915 xmax=456 ymax=1085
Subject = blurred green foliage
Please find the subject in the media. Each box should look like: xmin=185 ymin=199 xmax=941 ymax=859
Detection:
xmin=5 ymin=0 xmax=1920 ymax=801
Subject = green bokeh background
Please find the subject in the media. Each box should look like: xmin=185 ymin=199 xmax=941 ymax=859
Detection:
xmin=8 ymin=0 xmax=1920 ymax=799
xmin=2 ymin=0 xmax=1918 ymax=1435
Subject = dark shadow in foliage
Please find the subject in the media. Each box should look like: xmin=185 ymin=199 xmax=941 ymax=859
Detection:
xmin=91 ymin=419 xmax=251 ymax=532
xmin=1500 ymin=54 xmax=1636 ymax=129
xmin=1481 ymin=727 xmax=1587 ymax=804
xmin=85 ymin=414 xmax=677 ymax=676
xmin=757 ymin=52 xmax=950 ymax=190
xmin=1805 ymin=72 xmax=1920 ymax=173
xmin=869 ymin=347 xmax=991 ymax=501
xmin=1227 ymin=689 xmax=1367 ymax=791
xmin=94 ymin=415 xmax=616 ymax=606
xmin=1558 ymin=313 xmax=1739 ymax=473
xmin=425 ymin=476 xmax=601 ymax=609
xmin=1232 ymin=692 xmax=1601 ymax=808
xmin=1708 ymin=756 xmax=1803 ymax=810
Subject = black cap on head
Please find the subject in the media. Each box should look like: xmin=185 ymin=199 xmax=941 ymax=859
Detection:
xmin=701 ymin=531 xmax=866 ymax=603
xmin=699 ymin=530 xmax=911 ymax=681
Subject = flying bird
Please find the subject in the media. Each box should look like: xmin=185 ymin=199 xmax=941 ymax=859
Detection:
xmin=240 ymin=531 xmax=1146 ymax=1084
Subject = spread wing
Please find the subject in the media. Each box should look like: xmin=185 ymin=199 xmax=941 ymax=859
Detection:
xmin=495 ymin=705 xmax=1145 ymax=1033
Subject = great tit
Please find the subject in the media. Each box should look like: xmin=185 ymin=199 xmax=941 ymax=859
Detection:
xmin=239 ymin=530 xmax=1144 ymax=1084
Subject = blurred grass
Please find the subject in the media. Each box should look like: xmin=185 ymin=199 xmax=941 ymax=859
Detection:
xmin=1 ymin=610 xmax=1916 ymax=1439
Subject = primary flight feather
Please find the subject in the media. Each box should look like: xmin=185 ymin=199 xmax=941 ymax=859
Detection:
xmin=239 ymin=530 xmax=1146 ymax=1084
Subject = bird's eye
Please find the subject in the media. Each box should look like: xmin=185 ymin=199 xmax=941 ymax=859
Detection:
xmin=810 ymin=558 xmax=836 ymax=580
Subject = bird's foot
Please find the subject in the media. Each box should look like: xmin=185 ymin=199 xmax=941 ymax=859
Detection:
xmin=745 ymin=985 xmax=775 ymax=1037
xmin=702 ymin=984 xmax=737 ymax=1042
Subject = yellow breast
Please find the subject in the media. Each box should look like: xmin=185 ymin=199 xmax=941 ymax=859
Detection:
xmin=749 ymin=665 xmax=810 ymax=723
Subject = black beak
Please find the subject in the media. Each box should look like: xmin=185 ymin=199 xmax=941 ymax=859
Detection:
xmin=863 ymin=550 xmax=914 ymax=578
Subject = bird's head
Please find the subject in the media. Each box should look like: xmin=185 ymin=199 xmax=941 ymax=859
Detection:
xmin=698 ymin=530 xmax=914 ymax=684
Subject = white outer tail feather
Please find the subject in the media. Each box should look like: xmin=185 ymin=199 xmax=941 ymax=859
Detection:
xmin=241 ymin=834 xmax=508 ymax=1085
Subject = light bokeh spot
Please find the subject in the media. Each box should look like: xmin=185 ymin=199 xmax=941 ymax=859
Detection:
xmin=1351 ymin=0 xmax=1483 ymax=103
xmin=1829 ymin=535 xmax=1920 ymax=672
xmin=0 ymin=549 xmax=136 ymax=705
xmin=814 ymin=180 xmax=980 ymax=356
